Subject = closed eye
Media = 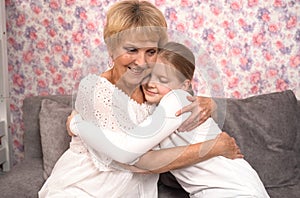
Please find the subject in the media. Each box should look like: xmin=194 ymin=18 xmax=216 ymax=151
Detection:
xmin=159 ymin=77 xmax=169 ymax=83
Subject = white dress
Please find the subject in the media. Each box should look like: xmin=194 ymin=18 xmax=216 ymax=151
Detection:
xmin=70 ymin=88 xmax=270 ymax=198
xmin=38 ymin=74 xmax=159 ymax=198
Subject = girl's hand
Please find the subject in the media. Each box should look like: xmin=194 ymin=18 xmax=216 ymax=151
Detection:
xmin=176 ymin=96 xmax=217 ymax=132
xmin=213 ymin=132 xmax=244 ymax=159
xmin=66 ymin=110 xmax=78 ymax=136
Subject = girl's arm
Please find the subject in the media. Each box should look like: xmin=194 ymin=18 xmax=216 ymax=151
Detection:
xmin=71 ymin=90 xmax=242 ymax=170
xmin=71 ymin=89 xmax=189 ymax=164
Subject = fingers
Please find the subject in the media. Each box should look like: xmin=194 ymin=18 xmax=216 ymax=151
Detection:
xmin=218 ymin=132 xmax=244 ymax=159
xmin=176 ymin=96 xmax=214 ymax=132
xmin=175 ymin=96 xmax=197 ymax=116
xmin=176 ymin=105 xmax=197 ymax=131
xmin=179 ymin=110 xmax=209 ymax=132
xmin=231 ymin=148 xmax=244 ymax=159
xmin=70 ymin=110 xmax=78 ymax=116
xmin=175 ymin=103 xmax=193 ymax=117
xmin=237 ymin=153 xmax=244 ymax=158
xmin=231 ymin=137 xmax=244 ymax=159
xmin=198 ymin=111 xmax=209 ymax=124
xmin=66 ymin=113 xmax=76 ymax=137
xmin=177 ymin=97 xmax=200 ymax=131
xmin=186 ymin=95 xmax=197 ymax=102
xmin=178 ymin=119 xmax=197 ymax=132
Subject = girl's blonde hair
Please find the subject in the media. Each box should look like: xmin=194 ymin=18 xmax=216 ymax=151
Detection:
xmin=158 ymin=42 xmax=195 ymax=81
xmin=158 ymin=42 xmax=195 ymax=95
xmin=104 ymin=0 xmax=168 ymax=51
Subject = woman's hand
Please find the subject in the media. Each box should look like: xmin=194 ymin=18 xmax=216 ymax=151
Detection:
xmin=66 ymin=110 xmax=78 ymax=136
xmin=176 ymin=96 xmax=217 ymax=132
xmin=212 ymin=132 xmax=243 ymax=159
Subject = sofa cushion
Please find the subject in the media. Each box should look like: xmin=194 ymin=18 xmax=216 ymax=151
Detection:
xmin=23 ymin=95 xmax=73 ymax=158
xmin=266 ymin=182 xmax=300 ymax=198
xmin=216 ymin=90 xmax=298 ymax=188
xmin=39 ymin=99 xmax=72 ymax=179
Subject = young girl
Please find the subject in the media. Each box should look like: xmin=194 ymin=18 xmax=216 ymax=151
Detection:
xmin=140 ymin=41 xmax=270 ymax=197
xmin=72 ymin=42 xmax=269 ymax=197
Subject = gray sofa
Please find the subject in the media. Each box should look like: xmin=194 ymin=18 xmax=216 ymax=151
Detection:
xmin=0 ymin=90 xmax=299 ymax=198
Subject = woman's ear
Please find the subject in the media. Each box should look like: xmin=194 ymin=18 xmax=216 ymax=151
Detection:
xmin=108 ymin=50 xmax=113 ymax=59
xmin=180 ymin=79 xmax=191 ymax=91
xmin=107 ymin=45 xmax=115 ymax=59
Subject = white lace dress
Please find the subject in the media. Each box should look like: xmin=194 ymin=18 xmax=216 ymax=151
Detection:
xmin=38 ymin=74 xmax=159 ymax=198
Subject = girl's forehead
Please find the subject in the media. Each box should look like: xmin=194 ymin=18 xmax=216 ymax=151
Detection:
xmin=152 ymin=62 xmax=174 ymax=74
xmin=154 ymin=58 xmax=185 ymax=79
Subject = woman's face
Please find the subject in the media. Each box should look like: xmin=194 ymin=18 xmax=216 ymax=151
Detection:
xmin=112 ymin=37 xmax=159 ymax=87
xmin=142 ymin=58 xmax=184 ymax=104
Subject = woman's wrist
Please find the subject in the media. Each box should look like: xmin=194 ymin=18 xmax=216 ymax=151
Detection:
xmin=197 ymin=138 xmax=219 ymax=160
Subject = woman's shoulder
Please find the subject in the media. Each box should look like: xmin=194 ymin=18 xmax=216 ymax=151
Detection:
xmin=76 ymin=74 xmax=113 ymax=100
xmin=79 ymin=74 xmax=112 ymax=87
xmin=80 ymin=73 xmax=106 ymax=82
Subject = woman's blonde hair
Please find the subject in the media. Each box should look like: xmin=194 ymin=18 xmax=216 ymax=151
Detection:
xmin=104 ymin=0 xmax=168 ymax=50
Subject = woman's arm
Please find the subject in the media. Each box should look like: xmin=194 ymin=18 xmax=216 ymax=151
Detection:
xmin=134 ymin=132 xmax=242 ymax=173
xmin=71 ymin=114 xmax=242 ymax=172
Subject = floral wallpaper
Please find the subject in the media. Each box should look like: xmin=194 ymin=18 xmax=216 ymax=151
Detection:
xmin=4 ymin=0 xmax=300 ymax=164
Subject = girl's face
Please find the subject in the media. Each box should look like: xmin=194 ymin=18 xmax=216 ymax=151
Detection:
xmin=112 ymin=37 xmax=159 ymax=87
xmin=142 ymin=58 xmax=190 ymax=104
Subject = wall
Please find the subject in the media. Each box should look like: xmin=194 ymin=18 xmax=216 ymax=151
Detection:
xmin=5 ymin=0 xmax=300 ymax=163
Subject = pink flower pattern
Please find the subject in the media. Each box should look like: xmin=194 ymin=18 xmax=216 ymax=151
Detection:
xmin=4 ymin=0 xmax=300 ymax=163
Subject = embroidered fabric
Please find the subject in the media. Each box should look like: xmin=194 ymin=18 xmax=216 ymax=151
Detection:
xmin=69 ymin=136 xmax=88 ymax=154
xmin=75 ymin=74 xmax=154 ymax=171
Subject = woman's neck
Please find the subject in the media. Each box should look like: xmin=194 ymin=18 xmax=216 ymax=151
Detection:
xmin=101 ymin=69 xmax=145 ymax=104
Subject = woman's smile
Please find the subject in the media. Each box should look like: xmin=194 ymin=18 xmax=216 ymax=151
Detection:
xmin=127 ymin=65 xmax=147 ymax=76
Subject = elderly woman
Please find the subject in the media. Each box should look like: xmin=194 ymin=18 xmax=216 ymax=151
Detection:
xmin=39 ymin=1 xmax=241 ymax=197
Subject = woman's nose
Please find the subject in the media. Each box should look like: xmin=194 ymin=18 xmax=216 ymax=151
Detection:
xmin=134 ymin=52 xmax=146 ymax=66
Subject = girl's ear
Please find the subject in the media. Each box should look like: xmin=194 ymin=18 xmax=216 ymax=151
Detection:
xmin=180 ymin=79 xmax=191 ymax=91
